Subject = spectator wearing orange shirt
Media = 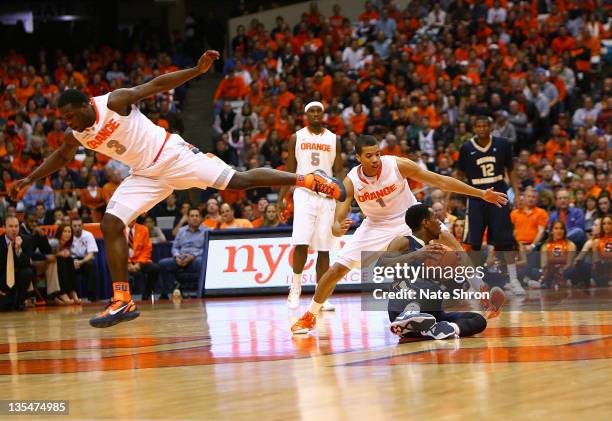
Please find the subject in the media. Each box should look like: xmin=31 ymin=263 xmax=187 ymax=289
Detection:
xmin=80 ymin=175 xmax=105 ymax=222
xmin=349 ymin=103 xmax=368 ymax=134
xmin=101 ymin=169 xmax=122 ymax=204
xmin=47 ymin=119 xmax=65 ymax=150
xmin=324 ymin=108 xmax=345 ymax=136
xmin=511 ymin=187 xmax=549 ymax=251
xmin=551 ymin=27 xmax=576 ymax=56
xmin=217 ymin=203 xmax=253 ymax=229
xmin=380 ymin=133 xmax=402 ymax=156
xmin=126 ymin=220 xmax=160 ymax=301
xmin=545 ymin=126 xmax=570 ymax=162
xmin=213 ymin=69 xmax=248 ymax=107
xmin=202 ymin=198 xmax=221 ymax=229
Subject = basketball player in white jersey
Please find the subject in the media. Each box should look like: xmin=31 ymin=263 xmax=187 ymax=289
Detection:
xmin=9 ymin=50 xmax=346 ymax=328
xmin=279 ymin=102 xmax=344 ymax=310
xmin=291 ymin=135 xmax=507 ymax=333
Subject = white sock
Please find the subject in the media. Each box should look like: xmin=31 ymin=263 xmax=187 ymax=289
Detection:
xmin=449 ymin=322 xmax=460 ymax=336
xmin=507 ymin=263 xmax=518 ymax=282
xmin=308 ymin=300 xmax=323 ymax=314
xmin=467 ymin=272 xmax=485 ymax=291
xmin=292 ymin=272 xmax=302 ymax=286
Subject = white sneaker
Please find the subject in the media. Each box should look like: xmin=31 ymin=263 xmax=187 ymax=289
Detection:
xmin=287 ymin=283 xmax=301 ymax=309
xmin=508 ymin=278 xmax=526 ymax=295
xmin=527 ymin=279 xmax=542 ymax=289
xmin=321 ymin=300 xmax=335 ymax=311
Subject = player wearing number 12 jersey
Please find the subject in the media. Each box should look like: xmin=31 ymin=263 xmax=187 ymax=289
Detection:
xmin=9 ymin=50 xmax=346 ymax=328
xmin=291 ymin=135 xmax=509 ymax=334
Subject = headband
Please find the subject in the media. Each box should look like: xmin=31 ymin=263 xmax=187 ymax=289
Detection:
xmin=304 ymin=101 xmax=324 ymax=113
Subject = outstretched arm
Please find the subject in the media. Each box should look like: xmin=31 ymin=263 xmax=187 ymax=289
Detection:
xmin=332 ymin=177 xmax=354 ymax=237
xmin=278 ymin=134 xmax=297 ymax=213
xmin=396 ymin=157 xmax=508 ymax=207
xmin=9 ymin=131 xmax=80 ymax=200
xmin=107 ymin=50 xmax=220 ymax=115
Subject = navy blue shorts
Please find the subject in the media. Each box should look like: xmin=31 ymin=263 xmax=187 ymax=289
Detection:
xmin=465 ymin=198 xmax=514 ymax=248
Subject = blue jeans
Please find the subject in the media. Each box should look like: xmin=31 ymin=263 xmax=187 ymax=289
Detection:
xmin=159 ymin=256 xmax=203 ymax=294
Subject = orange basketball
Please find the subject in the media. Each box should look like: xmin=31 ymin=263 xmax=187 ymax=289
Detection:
xmin=424 ymin=244 xmax=461 ymax=268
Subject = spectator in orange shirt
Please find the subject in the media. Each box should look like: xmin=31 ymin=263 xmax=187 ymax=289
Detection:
xmin=217 ymin=203 xmax=254 ymax=229
xmin=381 ymin=133 xmax=401 ymax=156
xmin=126 ymin=219 xmax=160 ymax=301
xmin=101 ymin=169 xmax=122 ymax=204
xmin=324 ymin=107 xmax=345 ymax=136
xmin=551 ymin=27 xmax=576 ymax=56
xmin=277 ymin=81 xmax=296 ymax=109
xmin=544 ymin=126 xmax=570 ymax=162
xmin=312 ymin=72 xmax=332 ymax=102
xmin=511 ymin=187 xmax=549 ymax=251
xmin=202 ymin=197 xmax=221 ymax=229
xmin=80 ymin=174 xmax=105 ymax=222
xmin=47 ymin=119 xmax=65 ymax=149
xmin=214 ymin=69 xmax=248 ymax=103
xmin=349 ymin=103 xmax=368 ymax=134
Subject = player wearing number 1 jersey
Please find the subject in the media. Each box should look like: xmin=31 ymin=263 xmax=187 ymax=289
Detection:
xmin=279 ymin=102 xmax=344 ymax=310
xmin=291 ymin=135 xmax=508 ymax=334
xmin=9 ymin=50 xmax=346 ymax=328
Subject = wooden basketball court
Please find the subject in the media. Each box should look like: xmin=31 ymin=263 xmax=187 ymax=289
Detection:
xmin=1 ymin=289 xmax=611 ymax=419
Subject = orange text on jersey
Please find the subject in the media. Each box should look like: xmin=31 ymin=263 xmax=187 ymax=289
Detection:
xmin=357 ymin=184 xmax=397 ymax=202
xmin=87 ymin=118 xmax=120 ymax=149
xmin=300 ymin=142 xmax=331 ymax=152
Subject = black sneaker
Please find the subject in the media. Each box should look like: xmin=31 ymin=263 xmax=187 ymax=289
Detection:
xmin=422 ymin=321 xmax=457 ymax=340
xmin=390 ymin=311 xmax=436 ymax=336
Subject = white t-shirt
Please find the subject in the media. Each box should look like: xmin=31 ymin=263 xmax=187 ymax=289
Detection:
xmin=71 ymin=230 xmax=99 ymax=259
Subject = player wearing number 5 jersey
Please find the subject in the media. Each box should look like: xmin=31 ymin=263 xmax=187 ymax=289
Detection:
xmin=291 ymin=135 xmax=508 ymax=334
xmin=279 ymin=102 xmax=344 ymax=311
xmin=9 ymin=50 xmax=346 ymax=328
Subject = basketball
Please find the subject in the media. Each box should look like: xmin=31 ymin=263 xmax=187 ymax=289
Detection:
xmin=424 ymin=244 xmax=461 ymax=268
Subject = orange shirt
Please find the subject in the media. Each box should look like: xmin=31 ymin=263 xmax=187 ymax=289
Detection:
xmin=202 ymin=218 xmax=220 ymax=229
xmin=101 ymin=182 xmax=118 ymax=204
xmin=381 ymin=145 xmax=402 ymax=156
xmin=220 ymin=189 xmax=246 ymax=205
xmin=545 ymin=139 xmax=570 ymax=162
xmin=219 ymin=218 xmax=254 ymax=229
xmin=127 ymin=223 xmax=152 ymax=264
xmin=47 ymin=130 xmax=64 ymax=149
xmin=277 ymin=91 xmax=296 ymax=109
xmin=544 ymin=239 xmax=571 ymax=265
xmin=325 ymin=115 xmax=345 ymax=136
xmin=511 ymin=207 xmax=549 ymax=243
xmin=596 ymin=235 xmax=612 ymax=260
xmin=214 ymin=76 xmax=248 ymax=101
xmin=350 ymin=113 xmax=367 ymax=134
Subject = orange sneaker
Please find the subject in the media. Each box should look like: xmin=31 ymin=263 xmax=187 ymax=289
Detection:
xmin=291 ymin=311 xmax=317 ymax=334
xmin=481 ymin=286 xmax=505 ymax=319
xmin=89 ymin=300 xmax=140 ymax=328
xmin=298 ymin=170 xmax=346 ymax=201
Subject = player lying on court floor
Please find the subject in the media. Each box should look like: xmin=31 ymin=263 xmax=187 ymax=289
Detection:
xmin=385 ymin=204 xmax=505 ymax=340
xmin=9 ymin=50 xmax=346 ymax=328
xmin=292 ymin=135 xmax=508 ymax=334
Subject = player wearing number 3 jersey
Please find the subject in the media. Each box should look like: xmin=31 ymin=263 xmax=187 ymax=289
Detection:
xmin=9 ymin=50 xmax=346 ymax=329
xmin=291 ymin=135 xmax=509 ymax=334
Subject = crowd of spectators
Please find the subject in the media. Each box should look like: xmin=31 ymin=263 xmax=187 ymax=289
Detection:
xmin=0 ymin=0 xmax=610 ymax=311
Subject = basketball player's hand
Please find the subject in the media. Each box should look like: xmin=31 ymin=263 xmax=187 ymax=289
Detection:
xmin=333 ymin=218 xmax=353 ymax=237
xmin=279 ymin=197 xmax=287 ymax=213
xmin=8 ymin=178 xmax=31 ymax=201
xmin=482 ymin=188 xmax=508 ymax=208
xmin=196 ymin=50 xmax=220 ymax=74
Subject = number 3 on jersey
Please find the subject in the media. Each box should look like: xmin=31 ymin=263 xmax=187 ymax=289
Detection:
xmin=107 ymin=139 xmax=127 ymax=155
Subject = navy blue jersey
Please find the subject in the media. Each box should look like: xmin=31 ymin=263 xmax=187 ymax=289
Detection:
xmin=405 ymin=235 xmax=424 ymax=252
xmin=458 ymin=136 xmax=513 ymax=192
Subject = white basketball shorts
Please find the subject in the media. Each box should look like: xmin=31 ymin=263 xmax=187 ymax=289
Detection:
xmin=106 ymin=134 xmax=235 ymax=225
xmin=335 ymin=216 xmax=411 ymax=269
xmin=291 ymin=187 xmax=337 ymax=251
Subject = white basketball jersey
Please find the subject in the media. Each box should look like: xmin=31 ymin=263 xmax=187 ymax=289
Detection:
xmin=347 ymin=155 xmax=417 ymax=223
xmin=295 ymin=126 xmax=336 ymax=178
xmin=72 ymin=93 xmax=168 ymax=171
